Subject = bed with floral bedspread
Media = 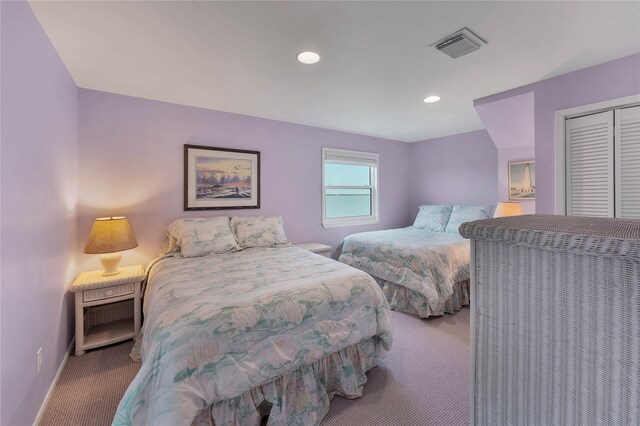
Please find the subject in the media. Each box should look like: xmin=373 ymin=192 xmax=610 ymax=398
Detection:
xmin=113 ymin=245 xmax=392 ymax=426
xmin=337 ymin=227 xmax=471 ymax=318
xmin=336 ymin=204 xmax=495 ymax=318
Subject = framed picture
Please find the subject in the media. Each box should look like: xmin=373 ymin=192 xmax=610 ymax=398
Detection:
xmin=508 ymin=160 xmax=535 ymax=200
xmin=184 ymin=144 xmax=260 ymax=210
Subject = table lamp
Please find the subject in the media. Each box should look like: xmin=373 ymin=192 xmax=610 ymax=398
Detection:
xmin=84 ymin=217 xmax=138 ymax=276
xmin=493 ymin=201 xmax=524 ymax=218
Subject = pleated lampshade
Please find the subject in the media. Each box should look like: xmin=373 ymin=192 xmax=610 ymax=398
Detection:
xmin=84 ymin=217 xmax=138 ymax=254
xmin=493 ymin=202 xmax=524 ymax=218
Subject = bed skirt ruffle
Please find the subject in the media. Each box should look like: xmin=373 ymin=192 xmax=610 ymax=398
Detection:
xmin=374 ymin=277 xmax=469 ymax=318
xmin=190 ymin=336 xmax=386 ymax=426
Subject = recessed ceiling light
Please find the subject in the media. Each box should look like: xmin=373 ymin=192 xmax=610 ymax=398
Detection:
xmin=424 ymin=96 xmax=441 ymax=103
xmin=297 ymin=51 xmax=320 ymax=64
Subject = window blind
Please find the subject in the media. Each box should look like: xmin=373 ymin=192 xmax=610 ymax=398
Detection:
xmin=323 ymin=148 xmax=378 ymax=167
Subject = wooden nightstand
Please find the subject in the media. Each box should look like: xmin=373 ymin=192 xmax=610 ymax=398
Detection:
xmin=295 ymin=243 xmax=332 ymax=258
xmin=70 ymin=265 xmax=144 ymax=356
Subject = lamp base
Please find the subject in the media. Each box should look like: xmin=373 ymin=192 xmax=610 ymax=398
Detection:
xmin=99 ymin=253 xmax=122 ymax=276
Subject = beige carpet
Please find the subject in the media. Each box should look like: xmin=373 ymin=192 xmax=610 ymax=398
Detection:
xmin=39 ymin=341 xmax=140 ymax=426
xmin=323 ymin=309 xmax=470 ymax=426
xmin=40 ymin=309 xmax=470 ymax=425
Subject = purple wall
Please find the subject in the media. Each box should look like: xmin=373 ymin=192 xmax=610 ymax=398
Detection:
xmin=77 ymin=89 xmax=412 ymax=269
xmin=1 ymin=2 xmax=78 ymax=424
xmin=408 ymin=130 xmax=498 ymax=214
xmin=475 ymin=53 xmax=640 ymax=214
xmin=474 ymin=92 xmax=536 ymax=213
xmin=475 ymin=92 xmax=535 ymax=151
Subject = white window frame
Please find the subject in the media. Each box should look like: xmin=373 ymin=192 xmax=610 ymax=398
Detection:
xmin=322 ymin=147 xmax=379 ymax=228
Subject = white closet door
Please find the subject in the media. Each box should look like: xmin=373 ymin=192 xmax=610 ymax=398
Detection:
xmin=615 ymin=105 xmax=640 ymax=218
xmin=566 ymin=111 xmax=614 ymax=217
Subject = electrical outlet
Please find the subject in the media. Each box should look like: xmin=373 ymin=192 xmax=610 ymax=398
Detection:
xmin=36 ymin=347 xmax=42 ymax=374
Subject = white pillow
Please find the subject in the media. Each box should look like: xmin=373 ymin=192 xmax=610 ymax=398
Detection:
xmin=413 ymin=205 xmax=453 ymax=232
xmin=445 ymin=205 xmax=495 ymax=233
xmin=166 ymin=217 xmax=240 ymax=257
xmin=231 ymin=216 xmax=290 ymax=249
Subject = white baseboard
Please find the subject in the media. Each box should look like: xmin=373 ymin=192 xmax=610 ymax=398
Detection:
xmin=33 ymin=337 xmax=75 ymax=426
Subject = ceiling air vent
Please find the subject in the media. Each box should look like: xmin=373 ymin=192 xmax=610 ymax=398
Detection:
xmin=432 ymin=27 xmax=486 ymax=59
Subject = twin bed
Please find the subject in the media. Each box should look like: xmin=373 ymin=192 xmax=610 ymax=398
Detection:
xmin=115 ymin=205 xmax=492 ymax=424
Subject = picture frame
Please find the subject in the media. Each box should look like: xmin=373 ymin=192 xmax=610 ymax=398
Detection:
xmin=184 ymin=144 xmax=260 ymax=210
xmin=508 ymin=160 xmax=535 ymax=200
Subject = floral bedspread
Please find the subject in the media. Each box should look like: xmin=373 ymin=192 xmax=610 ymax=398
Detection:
xmin=113 ymin=246 xmax=392 ymax=426
xmin=338 ymin=227 xmax=470 ymax=314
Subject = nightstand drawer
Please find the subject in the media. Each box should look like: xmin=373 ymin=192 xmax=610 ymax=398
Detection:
xmin=83 ymin=283 xmax=134 ymax=302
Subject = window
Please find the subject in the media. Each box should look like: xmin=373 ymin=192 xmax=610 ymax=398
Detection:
xmin=322 ymin=147 xmax=379 ymax=228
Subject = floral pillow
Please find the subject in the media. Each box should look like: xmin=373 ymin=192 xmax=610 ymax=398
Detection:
xmin=165 ymin=217 xmax=240 ymax=257
xmin=445 ymin=205 xmax=495 ymax=233
xmin=413 ymin=205 xmax=453 ymax=232
xmin=231 ymin=216 xmax=290 ymax=249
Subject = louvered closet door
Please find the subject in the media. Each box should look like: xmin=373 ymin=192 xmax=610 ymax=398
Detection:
xmin=615 ymin=105 xmax=640 ymax=218
xmin=566 ymin=111 xmax=614 ymax=217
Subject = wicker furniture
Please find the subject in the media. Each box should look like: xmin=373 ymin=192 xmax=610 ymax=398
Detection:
xmin=295 ymin=242 xmax=332 ymax=257
xmin=460 ymin=215 xmax=640 ymax=426
xmin=70 ymin=265 xmax=144 ymax=356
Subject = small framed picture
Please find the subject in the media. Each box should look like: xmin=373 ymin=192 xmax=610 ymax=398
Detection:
xmin=508 ymin=160 xmax=535 ymax=200
xmin=184 ymin=144 xmax=260 ymax=210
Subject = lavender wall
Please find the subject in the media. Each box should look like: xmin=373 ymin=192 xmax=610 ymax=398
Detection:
xmin=475 ymin=92 xmax=535 ymax=151
xmin=1 ymin=2 xmax=78 ymax=424
xmin=77 ymin=89 xmax=412 ymax=269
xmin=475 ymin=53 xmax=640 ymax=214
xmin=408 ymin=130 xmax=498 ymax=214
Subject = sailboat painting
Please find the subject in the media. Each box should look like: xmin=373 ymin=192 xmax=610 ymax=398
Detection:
xmin=508 ymin=161 xmax=535 ymax=200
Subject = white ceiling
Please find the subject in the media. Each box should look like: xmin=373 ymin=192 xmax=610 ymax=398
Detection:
xmin=29 ymin=1 xmax=640 ymax=142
